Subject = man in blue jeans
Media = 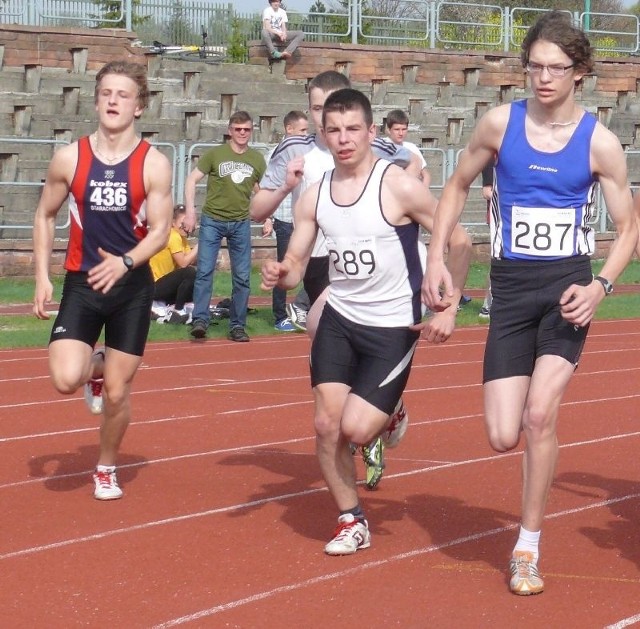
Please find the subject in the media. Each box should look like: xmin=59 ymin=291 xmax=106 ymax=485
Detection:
xmin=183 ymin=111 xmax=266 ymax=341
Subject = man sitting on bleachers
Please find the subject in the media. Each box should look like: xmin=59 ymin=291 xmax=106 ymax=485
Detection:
xmin=262 ymin=0 xmax=305 ymax=61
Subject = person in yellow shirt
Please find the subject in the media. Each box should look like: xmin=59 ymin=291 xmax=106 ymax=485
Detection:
xmin=149 ymin=204 xmax=198 ymax=324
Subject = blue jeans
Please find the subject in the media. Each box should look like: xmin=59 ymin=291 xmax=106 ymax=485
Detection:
xmin=272 ymin=218 xmax=294 ymax=323
xmin=192 ymin=215 xmax=251 ymax=329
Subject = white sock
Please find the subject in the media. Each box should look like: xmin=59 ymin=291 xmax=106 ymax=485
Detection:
xmin=513 ymin=526 xmax=540 ymax=562
xmin=96 ymin=464 xmax=115 ymax=473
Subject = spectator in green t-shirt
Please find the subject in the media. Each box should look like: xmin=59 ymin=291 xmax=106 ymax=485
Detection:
xmin=183 ymin=111 xmax=266 ymax=342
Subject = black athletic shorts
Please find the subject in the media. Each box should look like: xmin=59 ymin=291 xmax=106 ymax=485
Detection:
xmin=310 ymin=303 xmax=419 ymax=415
xmin=303 ymin=255 xmax=330 ymax=307
xmin=50 ymin=266 xmax=154 ymax=356
xmin=483 ymin=255 xmax=592 ymax=383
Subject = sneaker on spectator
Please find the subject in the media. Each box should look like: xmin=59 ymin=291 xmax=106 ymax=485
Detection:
xmin=509 ymin=551 xmax=544 ymax=595
xmin=271 ymin=50 xmax=283 ymax=60
xmin=210 ymin=306 xmax=229 ymax=320
xmin=93 ymin=467 xmax=123 ymax=500
xmin=167 ymin=309 xmax=189 ymax=325
xmin=381 ymin=398 xmax=408 ymax=448
xmin=84 ymin=349 xmax=105 ymax=415
xmin=286 ymin=303 xmax=307 ymax=332
xmin=457 ymin=295 xmax=473 ymax=312
xmin=151 ymin=300 xmax=167 ymax=320
xmin=479 ymin=306 xmax=491 ymax=319
xmin=274 ymin=317 xmax=296 ymax=332
xmin=324 ymin=514 xmax=371 ymax=555
xmin=362 ymin=437 xmax=385 ymax=490
xmin=228 ymin=326 xmax=250 ymax=342
xmin=190 ymin=319 xmax=208 ymax=339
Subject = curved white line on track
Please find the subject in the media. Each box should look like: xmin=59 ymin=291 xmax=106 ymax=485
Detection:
xmin=151 ymin=490 xmax=640 ymax=627
xmin=605 ymin=615 xmax=640 ymax=629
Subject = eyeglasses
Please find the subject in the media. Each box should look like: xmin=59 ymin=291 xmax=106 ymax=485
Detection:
xmin=231 ymin=127 xmax=252 ymax=133
xmin=525 ymin=62 xmax=574 ymax=78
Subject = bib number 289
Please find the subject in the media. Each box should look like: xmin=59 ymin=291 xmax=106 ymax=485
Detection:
xmin=327 ymin=236 xmax=377 ymax=279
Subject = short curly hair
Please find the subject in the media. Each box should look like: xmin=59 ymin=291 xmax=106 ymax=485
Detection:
xmin=521 ymin=10 xmax=594 ymax=75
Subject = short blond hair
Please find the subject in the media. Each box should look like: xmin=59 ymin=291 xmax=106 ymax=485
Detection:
xmin=95 ymin=60 xmax=150 ymax=111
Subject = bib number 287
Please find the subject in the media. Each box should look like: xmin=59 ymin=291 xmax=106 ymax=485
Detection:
xmin=511 ymin=206 xmax=574 ymax=257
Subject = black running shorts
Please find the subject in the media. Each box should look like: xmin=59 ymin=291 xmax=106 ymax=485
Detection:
xmin=310 ymin=303 xmax=419 ymax=415
xmin=483 ymin=255 xmax=592 ymax=383
xmin=303 ymin=255 xmax=330 ymax=307
xmin=50 ymin=266 xmax=154 ymax=356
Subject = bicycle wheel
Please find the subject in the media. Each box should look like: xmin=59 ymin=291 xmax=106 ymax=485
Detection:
xmin=176 ymin=49 xmax=225 ymax=64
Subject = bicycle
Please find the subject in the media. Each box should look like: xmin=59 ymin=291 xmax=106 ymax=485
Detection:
xmin=146 ymin=26 xmax=225 ymax=64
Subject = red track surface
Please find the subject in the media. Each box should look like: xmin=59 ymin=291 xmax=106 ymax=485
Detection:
xmin=1 ymin=320 xmax=639 ymax=628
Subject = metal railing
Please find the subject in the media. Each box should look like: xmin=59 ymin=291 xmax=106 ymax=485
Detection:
xmin=2 ymin=1 xmax=640 ymax=56
xmin=0 ymin=138 xmax=617 ymax=236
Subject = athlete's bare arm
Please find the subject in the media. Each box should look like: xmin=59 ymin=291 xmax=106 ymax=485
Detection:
xmin=418 ymin=195 xmax=471 ymax=342
xmin=560 ymin=124 xmax=637 ymax=326
xmin=426 ymin=106 xmax=506 ymax=309
xmin=633 ymin=189 xmax=640 ymax=259
xmin=260 ymin=181 xmax=318 ymax=291
xmin=250 ymin=155 xmax=305 ymax=221
xmin=33 ymin=144 xmax=78 ymax=319
xmin=384 ymin=166 xmax=472 ymax=342
xmin=87 ymin=147 xmax=173 ymax=295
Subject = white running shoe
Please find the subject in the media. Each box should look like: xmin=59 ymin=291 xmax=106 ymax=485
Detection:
xmin=324 ymin=514 xmax=371 ymax=555
xmin=381 ymin=399 xmax=408 ymax=448
xmin=84 ymin=349 xmax=105 ymax=415
xmin=509 ymin=551 xmax=544 ymax=595
xmin=93 ymin=468 xmax=123 ymax=500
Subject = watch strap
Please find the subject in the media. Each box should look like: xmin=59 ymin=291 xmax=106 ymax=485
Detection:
xmin=594 ymin=275 xmax=612 ymax=295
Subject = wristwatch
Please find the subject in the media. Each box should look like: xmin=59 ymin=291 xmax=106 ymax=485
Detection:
xmin=122 ymin=254 xmax=134 ymax=272
xmin=594 ymin=275 xmax=613 ymax=295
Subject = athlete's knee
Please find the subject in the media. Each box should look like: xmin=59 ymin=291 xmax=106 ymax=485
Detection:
xmin=486 ymin=423 xmax=520 ymax=452
xmin=340 ymin=415 xmax=376 ymax=446
xmin=102 ymin=380 xmax=130 ymax=410
xmin=50 ymin=374 xmax=81 ymax=395
xmin=49 ymin=365 xmax=87 ymax=395
xmin=314 ymin=411 xmax=340 ymax=441
xmin=522 ymin=402 xmax=556 ymax=440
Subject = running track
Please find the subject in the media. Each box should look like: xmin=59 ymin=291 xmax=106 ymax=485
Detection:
xmin=1 ymin=320 xmax=639 ymax=628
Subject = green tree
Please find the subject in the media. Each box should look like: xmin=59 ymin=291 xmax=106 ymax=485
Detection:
xmin=162 ymin=1 xmax=196 ymax=44
xmin=92 ymin=0 xmax=149 ymax=29
xmin=226 ymin=18 xmax=249 ymax=63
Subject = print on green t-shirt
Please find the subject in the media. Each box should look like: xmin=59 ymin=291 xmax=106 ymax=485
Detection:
xmin=196 ymin=143 xmax=266 ymax=221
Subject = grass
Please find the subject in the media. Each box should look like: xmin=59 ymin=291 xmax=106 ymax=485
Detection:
xmin=2 ymin=261 xmax=640 ymax=349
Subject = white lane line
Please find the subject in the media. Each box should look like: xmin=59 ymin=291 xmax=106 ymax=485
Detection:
xmin=605 ymin=615 xmax=640 ymax=629
xmin=152 ymin=491 xmax=640 ymax=628
xmin=0 ymin=414 xmax=207 ymax=444
xmin=2 ymin=431 xmax=639 ymax=559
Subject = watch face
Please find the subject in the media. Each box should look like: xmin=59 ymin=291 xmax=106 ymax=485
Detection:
xmin=123 ymin=255 xmax=134 ymax=270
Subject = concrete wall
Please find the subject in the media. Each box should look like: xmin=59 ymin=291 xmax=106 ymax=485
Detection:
xmin=0 ymin=26 xmax=635 ymax=276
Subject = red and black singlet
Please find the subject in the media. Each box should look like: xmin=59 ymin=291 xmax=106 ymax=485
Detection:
xmin=65 ymin=136 xmax=151 ymax=272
